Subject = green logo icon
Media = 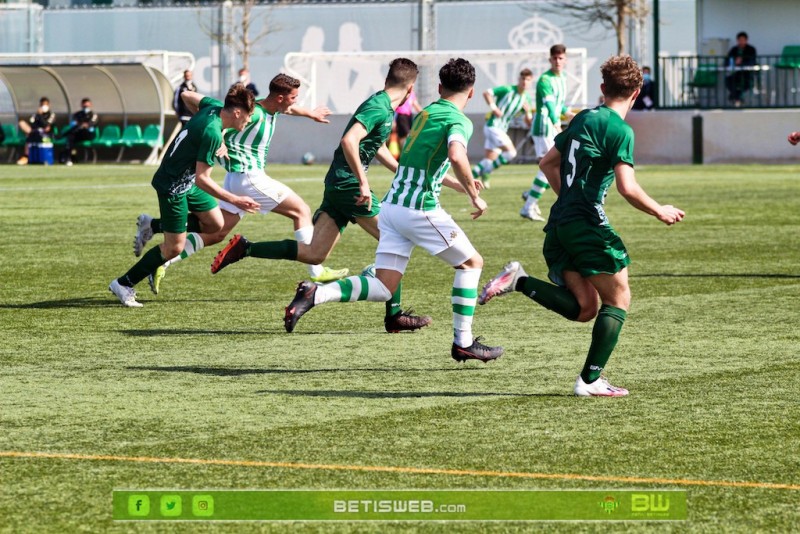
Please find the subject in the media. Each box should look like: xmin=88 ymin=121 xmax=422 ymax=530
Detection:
xmin=599 ymin=496 xmax=620 ymax=514
xmin=128 ymin=495 xmax=150 ymax=516
xmin=160 ymin=495 xmax=182 ymax=517
xmin=192 ymin=495 xmax=215 ymax=517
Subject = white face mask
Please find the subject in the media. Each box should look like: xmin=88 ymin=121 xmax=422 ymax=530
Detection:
xmin=239 ymin=75 xmax=248 ymax=83
xmin=83 ymin=107 xmax=91 ymax=113
xmin=40 ymin=105 xmax=49 ymax=113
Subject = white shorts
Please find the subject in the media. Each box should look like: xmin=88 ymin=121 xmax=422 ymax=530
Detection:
xmin=376 ymin=203 xmax=477 ymax=272
xmin=533 ymin=132 xmax=556 ymax=159
xmin=483 ymin=125 xmax=513 ymax=152
xmin=218 ymin=170 xmax=293 ymax=216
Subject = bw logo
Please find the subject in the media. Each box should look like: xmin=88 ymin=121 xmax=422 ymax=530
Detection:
xmin=631 ymin=493 xmax=670 ymax=513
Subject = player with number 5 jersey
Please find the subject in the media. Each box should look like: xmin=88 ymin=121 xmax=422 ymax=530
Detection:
xmin=480 ymin=55 xmax=684 ymax=396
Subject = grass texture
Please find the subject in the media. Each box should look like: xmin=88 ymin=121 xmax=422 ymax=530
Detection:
xmin=1 ymin=162 xmax=799 ymax=532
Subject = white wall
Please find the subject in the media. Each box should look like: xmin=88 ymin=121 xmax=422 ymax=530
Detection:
xmin=270 ymin=109 xmax=800 ymax=166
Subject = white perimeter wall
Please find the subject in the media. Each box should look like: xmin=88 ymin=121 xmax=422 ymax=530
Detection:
xmin=270 ymin=110 xmax=800 ymax=166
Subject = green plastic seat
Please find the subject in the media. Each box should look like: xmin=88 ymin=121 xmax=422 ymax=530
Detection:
xmin=119 ymin=124 xmax=143 ymax=147
xmin=1 ymin=123 xmax=25 ymax=147
xmin=688 ymin=64 xmax=718 ymax=88
xmin=93 ymin=125 xmax=122 ymax=147
xmin=776 ymin=45 xmax=800 ymax=69
xmin=140 ymin=124 xmax=162 ymax=147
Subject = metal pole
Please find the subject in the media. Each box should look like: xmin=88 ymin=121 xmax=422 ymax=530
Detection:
xmin=692 ymin=112 xmax=703 ymax=164
xmin=653 ymin=0 xmax=660 ymax=108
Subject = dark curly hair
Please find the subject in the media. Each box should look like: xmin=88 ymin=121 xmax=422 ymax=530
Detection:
xmin=439 ymin=58 xmax=475 ymax=93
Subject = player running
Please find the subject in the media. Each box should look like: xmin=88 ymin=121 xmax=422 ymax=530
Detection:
xmin=210 ymin=58 xmax=432 ymax=333
xmin=109 ymin=83 xmax=258 ymax=307
xmin=283 ymin=58 xmax=504 ymax=363
xmin=132 ymin=73 xmax=348 ymax=295
xmin=479 ymin=55 xmax=684 ymax=395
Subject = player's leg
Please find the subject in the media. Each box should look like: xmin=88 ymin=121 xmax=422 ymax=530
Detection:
xmin=354 ymin=213 xmax=425 ymax=329
xmin=573 ymin=269 xmax=630 ymax=397
xmin=521 ymin=134 xmax=555 ymax=221
xmin=271 ymin=191 xmax=348 ymax=282
xmin=110 ymin=191 xmax=193 ymax=306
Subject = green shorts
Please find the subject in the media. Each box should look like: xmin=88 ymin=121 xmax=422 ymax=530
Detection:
xmin=157 ymin=184 xmax=218 ymax=234
xmin=313 ymin=182 xmax=381 ymax=233
xmin=543 ymin=220 xmax=631 ymax=286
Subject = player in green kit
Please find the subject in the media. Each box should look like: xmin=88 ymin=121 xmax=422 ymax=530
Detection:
xmin=479 ymin=55 xmax=685 ymax=395
xmin=471 ymin=68 xmax=534 ymax=188
xmin=132 ymin=73 xmax=347 ymax=295
xmin=283 ymin=58 xmax=503 ymax=362
xmin=211 ymin=58 xmax=431 ymax=333
xmin=521 ymin=44 xmax=574 ymax=221
xmin=108 ymin=83 xmax=258 ymax=307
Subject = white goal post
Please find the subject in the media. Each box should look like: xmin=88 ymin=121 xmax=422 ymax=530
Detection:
xmin=284 ymin=48 xmax=588 ymax=115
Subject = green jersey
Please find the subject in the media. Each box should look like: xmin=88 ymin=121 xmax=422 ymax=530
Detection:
xmin=383 ymin=98 xmax=473 ymax=211
xmin=223 ymin=105 xmax=277 ymax=172
xmin=325 ymin=90 xmax=393 ymax=187
xmin=485 ymin=85 xmax=532 ymax=131
xmin=546 ymin=105 xmax=635 ymax=228
xmin=531 ymin=70 xmax=568 ymax=137
xmin=152 ymin=97 xmax=223 ymax=195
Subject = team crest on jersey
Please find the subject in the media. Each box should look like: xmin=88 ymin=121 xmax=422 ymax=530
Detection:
xmin=450 ymin=231 xmax=458 ymax=240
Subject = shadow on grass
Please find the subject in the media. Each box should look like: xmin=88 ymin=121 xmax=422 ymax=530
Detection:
xmin=0 ymin=297 xmax=118 ymax=309
xmin=256 ymin=389 xmax=562 ymax=399
xmin=127 ymin=365 xmax=485 ymax=376
xmin=634 ymin=273 xmax=800 ymax=279
xmin=121 ymin=329 xmax=412 ymax=336
xmin=120 ymin=329 xmax=281 ymax=336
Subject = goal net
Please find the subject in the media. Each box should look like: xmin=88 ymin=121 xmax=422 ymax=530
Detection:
xmin=284 ymin=48 xmax=588 ymax=115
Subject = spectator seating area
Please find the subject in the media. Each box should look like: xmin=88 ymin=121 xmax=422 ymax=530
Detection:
xmin=1 ymin=123 xmax=163 ymax=164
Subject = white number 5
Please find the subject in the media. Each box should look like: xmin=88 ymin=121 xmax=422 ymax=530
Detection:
xmin=564 ymin=139 xmax=580 ymax=188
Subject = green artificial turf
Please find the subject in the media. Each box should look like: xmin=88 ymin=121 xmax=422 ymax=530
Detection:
xmin=1 ymin=163 xmax=798 ymax=532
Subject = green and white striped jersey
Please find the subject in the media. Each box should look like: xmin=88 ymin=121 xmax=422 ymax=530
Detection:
xmin=383 ymin=98 xmax=473 ymax=211
xmin=485 ymin=85 xmax=532 ymax=131
xmin=222 ymin=105 xmax=277 ymax=172
xmin=531 ymin=70 xmax=568 ymax=137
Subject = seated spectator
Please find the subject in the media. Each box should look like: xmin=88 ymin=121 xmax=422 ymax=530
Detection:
xmin=725 ymin=31 xmax=757 ymax=107
xmin=59 ymin=98 xmax=99 ymax=165
xmin=17 ymin=96 xmax=56 ymax=165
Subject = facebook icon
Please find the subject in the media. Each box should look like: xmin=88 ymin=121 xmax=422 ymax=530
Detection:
xmin=128 ymin=495 xmax=150 ymax=516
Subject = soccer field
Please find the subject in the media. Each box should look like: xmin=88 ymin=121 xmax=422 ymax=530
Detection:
xmin=1 ymin=163 xmax=799 ymax=531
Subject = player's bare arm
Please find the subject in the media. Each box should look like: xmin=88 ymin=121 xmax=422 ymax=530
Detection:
xmin=448 ymin=141 xmax=486 ymax=219
xmin=286 ymin=105 xmax=331 ymax=123
xmin=340 ymin=121 xmax=372 ymax=209
xmin=442 ymin=173 xmax=483 ymax=193
xmin=180 ymin=91 xmax=204 ymax=114
xmin=614 ymin=163 xmax=684 ymax=225
xmin=194 ymin=162 xmax=260 ymax=213
xmin=375 ymin=144 xmax=399 ymax=174
xmin=539 ymin=146 xmax=562 ymax=195
xmin=483 ymin=90 xmax=502 ymax=118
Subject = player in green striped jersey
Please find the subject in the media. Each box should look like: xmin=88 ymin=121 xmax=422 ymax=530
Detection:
xmin=212 ymin=59 xmax=432 ymax=334
xmin=521 ymin=44 xmax=574 ymax=221
xmin=284 ymin=58 xmax=503 ymax=362
xmin=471 ymin=69 xmax=534 ymax=188
xmin=109 ymin=83 xmax=258 ymax=307
xmin=480 ymin=56 xmax=685 ymax=396
xmin=132 ymin=74 xmax=348 ymax=295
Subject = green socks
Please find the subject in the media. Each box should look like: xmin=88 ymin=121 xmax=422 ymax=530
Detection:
xmin=517 ymin=275 xmax=581 ymax=321
xmin=581 ymin=305 xmax=627 ymax=383
xmin=119 ymin=246 xmax=165 ymax=287
xmin=386 ymin=282 xmax=402 ymax=319
xmin=247 ymin=239 xmax=298 ymax=260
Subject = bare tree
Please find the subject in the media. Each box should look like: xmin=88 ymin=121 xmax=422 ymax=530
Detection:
xmin=198 ymin=0 xmax=283 ymax=71
xmin=532 ymin=0 xmax=650 ymax=55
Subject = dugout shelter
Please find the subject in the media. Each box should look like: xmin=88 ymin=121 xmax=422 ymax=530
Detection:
xmin=0 ymin=52 xmax=192 ymax=163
